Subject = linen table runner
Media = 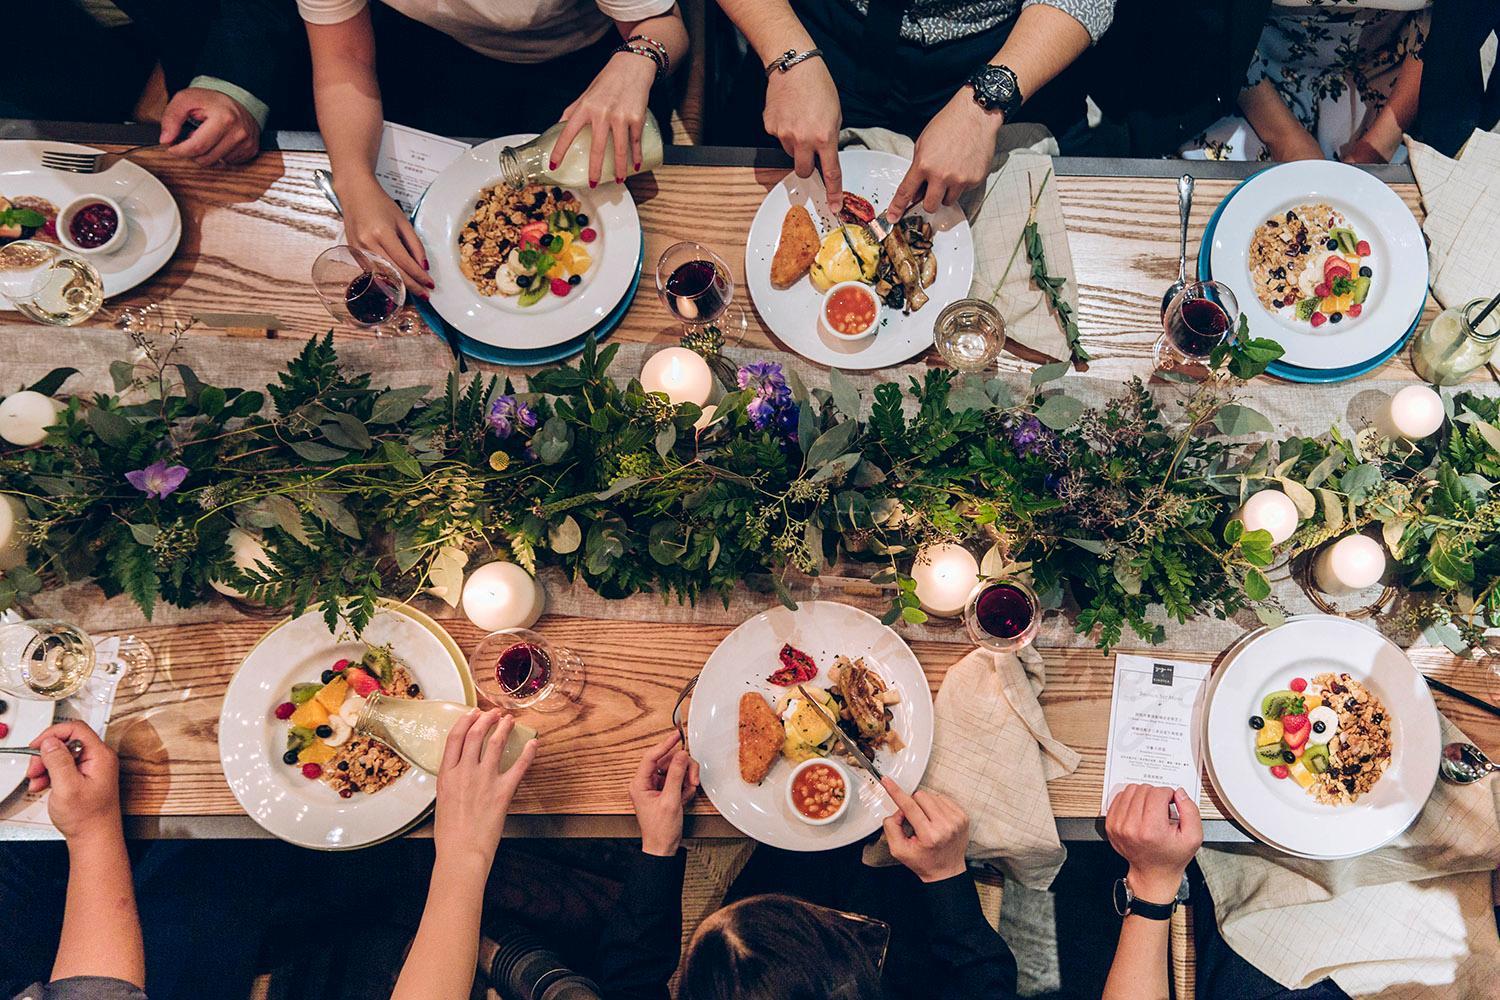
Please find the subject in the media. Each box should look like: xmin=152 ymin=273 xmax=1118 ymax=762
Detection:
xmin=1196 ymin=714 xmax=1500 ymax=998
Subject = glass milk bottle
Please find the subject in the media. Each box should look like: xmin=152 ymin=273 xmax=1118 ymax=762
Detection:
xmin=354 ymin=693 xmax=536 ymax=774
xmin=1412 ymin=297 xmax=1500 ymax=385
xmin=499 ymin=112 xmax=664 ymax=189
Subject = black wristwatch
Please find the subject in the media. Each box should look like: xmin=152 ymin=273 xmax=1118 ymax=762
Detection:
xmin=966 ymin=64 xmax=1022 ymax=116
xmin=1112 ymin=875 xmax=1189 ymax=921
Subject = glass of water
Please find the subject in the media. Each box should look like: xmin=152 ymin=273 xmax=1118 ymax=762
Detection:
xmin=0 ymin=619 xmax=156 ymax=702
xmin=934 ymin=298 xmax=1006 ymax=371
xmin=0 ymin=240 xmax=105 ymax=327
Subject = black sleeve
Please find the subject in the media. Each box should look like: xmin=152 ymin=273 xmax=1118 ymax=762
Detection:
xmin=191 ymin=0 xmax=304 ymax=112
xmin=1411 ymin=0 xmax=1500 ymax=156
xmin=919 ymin=873 xmax=1019 ymax=999
xmin=597 ymin=850 xmax=687 ymax=1000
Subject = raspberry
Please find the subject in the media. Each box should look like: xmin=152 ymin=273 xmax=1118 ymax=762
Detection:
xmin=1310 ymin=312 xmax=1327 ymax=328
xmin=0 ymin=722 xmax=9 ymax=739
xmin=579 ymin=228 xmax=597 ymax=243
xmin=1314 ymin=282 xmax=1330 ymax=298
xmin=1355 ymin=240 xmax=1370 ymax=256
xmin=1289 ymin=677 xmax=1307 ymax=693
xmin=273 ymin=701 xmax=295 ymax=720
xmin=550 ymin=277 xmax=571 ymax=297
xmin=332 ymin=659 xmax=349 ymax=672
xmin=1271 ymin=765 xmax=1289 ymax=780
xmin=339 ymin=787 xmax=354 ymax=799
xmin=301 ymin=763 xmax=322 ymax=780
xmin=1347 ymin=303 xmax=1361 ymax=317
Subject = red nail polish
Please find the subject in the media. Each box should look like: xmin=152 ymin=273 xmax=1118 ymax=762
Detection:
xmin=615 ymin=176 xmax=623 ymax=184
xmin=589 ymin=180 xmax=597 ymax=188
xmin=635 ymin=161 xmax=642 ymax=171
xmin=422 ymin=259 xmax=429 ymax=269
xmin=548 ymin=160 xmax=557 ymax=170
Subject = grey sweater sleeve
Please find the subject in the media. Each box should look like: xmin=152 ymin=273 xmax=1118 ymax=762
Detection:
xmin=1020 ymin=0 xmax=1115 ymax=42
xmin=14 ymin=978 xmax=148 ymax=1000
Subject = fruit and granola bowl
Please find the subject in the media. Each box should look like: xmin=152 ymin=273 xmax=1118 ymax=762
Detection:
xmin=1247 ymin=204 xmax=1374 ymax=330
xmin=1247 ymin=672 xmax=1392 ymax=806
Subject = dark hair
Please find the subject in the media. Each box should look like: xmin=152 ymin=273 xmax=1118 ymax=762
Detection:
xmin=679 ymin=894 xmax=886 ymax=1000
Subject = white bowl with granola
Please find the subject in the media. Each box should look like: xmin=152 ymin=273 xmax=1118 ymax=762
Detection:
xmin=1203 ymin=615 xmax=1440 ymax=859
xmin=218 ymin=602 xmax=475 ymax=850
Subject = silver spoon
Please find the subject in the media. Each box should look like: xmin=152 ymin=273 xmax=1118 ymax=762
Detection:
xmin=313 ymin=169 xmax=342 ymax=217
xmin=0 ymin=739 xmax=85 ymax=758
xmin=1161 ymin=173 xmax=1195 ymax=315
xmin=1439 ymin=742 xmax=1498 ymax=784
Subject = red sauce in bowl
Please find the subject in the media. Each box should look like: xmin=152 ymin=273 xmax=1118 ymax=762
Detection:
xmin=791 ymin=762 xmax=847 ymax=820
xmin=69 ymin=202 xmax=118 ymax=249
xmin=825 ymin=285 xmax=877 ymax=336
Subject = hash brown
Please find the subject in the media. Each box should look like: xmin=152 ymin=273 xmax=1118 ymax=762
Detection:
xmin=770 ymin=205 xmax=818 ymax=288
xmin=738 ymin=691 xmax=782 ymax=784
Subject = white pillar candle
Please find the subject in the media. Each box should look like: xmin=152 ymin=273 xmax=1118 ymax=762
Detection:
xmin=1238 ymin=489 xmax=1300 ymax=545
xmin=210 ymin=528 xmax=275 ymax=600
xmin=0 ymin=494 xmax=27 ymax=571
xmin=1388 ymin=385 xmax=1444 ymax=439
xmin=640 ymin=347 xmax=712 ymax=407
xmin=0 ymin=391 xmax=62 ymax=447
xmin=461 ymin=561 xmax=544 ymax=631
xmin=1313 ymin=534 xmax=1386 ymax=595
xmin=910 ymin=543 xmax=980 ymax=617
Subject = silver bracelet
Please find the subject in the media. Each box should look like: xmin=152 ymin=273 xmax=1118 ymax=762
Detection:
xmin=764 ymin=48 xmax=824 ymax=77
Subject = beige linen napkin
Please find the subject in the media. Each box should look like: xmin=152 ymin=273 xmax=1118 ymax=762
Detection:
xmin=1404 ymin=129 xmax=1500 ymax=310
xmin=840 ymin=127 xmax=1077 ymax=362
xmin=862 ymin=645 xmax=1081 ymax=890
xmin=1197 ymin=714 xmax=1500 ymax=998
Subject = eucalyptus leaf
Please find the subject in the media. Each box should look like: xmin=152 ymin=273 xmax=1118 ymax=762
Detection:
xmin=596 ymin=476 xmax=641 ymax=501
xmin=829 ymin=369 xmax=861 ymax=419
xmin=548 ymin=515 xmax=582 ymax=554
xmin=1030 ymin=361 xmax=1070 ymax=387
xmin=1317 ymin=488 xmax=1345 ymax=533
xmin=1255 ymin=605 xmax=1286 ymax=628
xmin=784 ymin=368 xmax=811 ymax=404
xmin=128 ymin=523 xmax=160 ymax=545
xmin=369 ymin=386 xmax=427 ymax=425
xmin=426 ymin=546 xmax=468 ymax=606
xmin=810 ymin=451 xmax=860 ymax=482
xmin=806 ymin=420 xmax=857 ymax=467
xmin=1275 ymin=478 xmax=1317 ymax=519
xmin=199 ymin=385 xmax=227 ymax=418
xmin=1338 ymin=463 xmax=1382 ymax=502
xmin=1034 ymin=394 xmax=1085 ymax=430
xmin=290 ymin=439 xmax=348 ymax=463
xmin=654 ymin=423 xmax=677 ymax=458
xmin=309 ymin=493 xmax=361 ymax=539
xmin=1215 ymin=404 xmax=1274 ymax=437
xmin=381 ymin=440 xmax=422 ymax=478
xmin=85 ymin=407 xmax=133 ymax=447
xmin=262 ymin=495 xmax=311 ymax=546
xmin=1064 ymin=537 xmax=1108 ymax=554
xmin=109 ymin=361 xmax=136 ymax=392
xmin=946 ymin=377 xmax=993 ymax=415
xmin=797 ymin=401 xmax=818 ymax=453
xmin=1243 ymin=568 xmax=1271 ymax=601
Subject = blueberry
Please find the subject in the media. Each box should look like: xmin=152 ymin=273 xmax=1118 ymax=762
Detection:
xmin=1358 ymin=266 xmax=1372 ymax=278
xmin=574 ymin=213 xmax=589 ymax=226
xmin=1249 ymin=716 xmax=1265 ymax=730
xmin=407 ymin=684 xmax=421 ymax=697
xmin=1271 ymin=299 xmax=1282 ymax=309
xmin=337 ymin=760 xmax=349 ymax=771
xmin=568 ymin=274 xmax=581 ymax=286
xmin=315 ymin=724 xmax=333 ymax=739
xmin=1345 ymin=698 xmax=1358 ymax=711
xmin=516 ymin=273 xmax=532 ymax=288
xmin=0 ymin=699 xmax=8 ymax=714
xmin=1312 ymin=720 xmax=1326 ymax=734
xmin=1326 ymin=238 xmax=1339 ymax=251
xmin=1329 ymin=312 xmax=1342 ymax=323
xmin=282 ymin=750 xmax=299 ymax=765
xmin=1281 ymin=749 xmax=1296 ymax=764
xmin=321 ymin=669 xmax=335 ymax=683
xmin=1372 ymin=713 xmax=1382 ymax=724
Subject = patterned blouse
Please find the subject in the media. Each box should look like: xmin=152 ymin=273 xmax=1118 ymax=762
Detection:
xmin=835 ymin=0 xmax=1115 ymax=46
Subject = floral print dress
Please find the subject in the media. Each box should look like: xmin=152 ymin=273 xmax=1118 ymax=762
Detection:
xmin=1181 ymin=0 xmax=1430 ymax=162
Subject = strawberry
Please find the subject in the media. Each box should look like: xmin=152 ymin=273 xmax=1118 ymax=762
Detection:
xmin=332 ymin=658 xmax=350 ymax=672
xmin=345 ymin=666 xmax=381 ymax=698
xmin=1289 ymin=677 xmax=1307 ymax=693
xmin=1347 ymin=303 xmax=1361 ymax=317
xmin=1282 ymin=712 xmax=1310 ymax=749
xmin=0 ymin=722 xmax=8 ymax=739
xmin=1356 ymin=240 xmax=1370 ymax=257
xmin=1314 ymin=282 xmax=1331 ymax=299
xmin=1323 ymin=258 xmax=1351 ymax=278
xmin=519 ymin=220 xmax=548 ymax=247
xmin=1310 ymin=311 xmax=1327 ymax=328
xmin=1271 ymin=765 xmax=1289 ymax=780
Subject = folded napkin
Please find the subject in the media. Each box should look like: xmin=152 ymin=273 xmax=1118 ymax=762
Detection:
xmin=1405 ymin=129 xmax=1500 ymax=311
xmin=840 ymin=127 xmax=1077 ymax=363
xmin=862 ymin=645 xmax=1081 ymax=890
xmin=1196 ymin=713 xmax=1500 ymax=998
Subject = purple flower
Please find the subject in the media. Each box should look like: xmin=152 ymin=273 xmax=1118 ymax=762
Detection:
xmin=1009 ymin=415 xmax=1048 ymax=457
xmin=125 ymin=460 xmax=188 ymax=500
xmin=737 ymin=361 xmax=790 ymax=399
xmin=488 ymin=395 xmax=538 ymax=439
xmin=746 ymin=393 xmax=776 ymax=430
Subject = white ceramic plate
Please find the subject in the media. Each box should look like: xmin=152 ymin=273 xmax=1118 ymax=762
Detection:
xmin=218 ymin=604 xmax=474 ymax=850
xmin=0 ymin=695 xmax=54 ymax=804
xmin=1207 ymin=161 xmax=1426 ymax=371
xmin=1203 ymin=616 xmax=1440 ymax=859
xmin=687 ymin=601 xmax=934 ymax=851
xmin=745 ymin=150 xmax=974 ymax=370
xmin=0 ymin=140 xmax=182 ymax=300
xmin=413 ymin=134 xmax=641 ymax=350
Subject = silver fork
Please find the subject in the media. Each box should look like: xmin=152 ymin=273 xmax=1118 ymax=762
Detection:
xmin=40 ymin=142 xmax=166 ymax=174
xmin=0 ymin=740 xmax=85 ymax=757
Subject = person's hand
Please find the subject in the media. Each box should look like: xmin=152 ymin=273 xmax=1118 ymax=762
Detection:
xmin=1104 ymin=784 xmax=1202 ymax=904
xmin=881 ymin=777 xmax=970 ymax=883
xmin=25 ymin=721 xmax=121 ymax=841
xmin=549 ymin=52 xmax=657 ymax=188
xmin=1264 ymin=126 xmax=1324 ymax=163
xmin=763 ymin=59 xmax=844 ymax=214
xmin=628 ymin=731 xmax=699 ymax=857
xmin=885 ymin=90 xmax=1003 ymax=221
xmin=336 ymin=173 xmax=433 ymax=294
xmin=1339 ymin=135 xmax=1387 ymax=164
xmin=159 ymin=87 xmax=262 ymax=167
xmin=433 ymin=709 xmax=537 ymax=872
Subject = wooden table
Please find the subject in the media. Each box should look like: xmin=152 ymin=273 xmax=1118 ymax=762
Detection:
xmin=2 ymin=121 xmax=1496 ymax=843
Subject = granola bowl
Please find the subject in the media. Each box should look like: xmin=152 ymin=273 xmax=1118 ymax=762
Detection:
xmin=1203 ymin=616 xmax=1440 ymax=859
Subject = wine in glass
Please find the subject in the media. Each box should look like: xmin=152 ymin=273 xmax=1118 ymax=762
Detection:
xmin=0 ymin=240 xmax=104 ymax=327
xmin=1156 ymin=280 xmax=1239 ymax=376
xmin=656 ymin=242 xmax=733 ymax=334
xmin=471 ymin=628 xmax=585 ymax=713
xmin=0 ymin=619 xmax=157 ymax=703
xmin=312 ymin=245 xmax=407 ymax=335
xmin=963 ymin=578 xmax=1042 ymax=654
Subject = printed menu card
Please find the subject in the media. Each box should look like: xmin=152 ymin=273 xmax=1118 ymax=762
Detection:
xmin=1101 ymin=654 xmax=1210 ymax=812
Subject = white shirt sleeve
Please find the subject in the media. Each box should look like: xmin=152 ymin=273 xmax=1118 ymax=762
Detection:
xmin=297 ymin=0 xmax=368 ymax=26
xmin=594 ymin=0 xmax=676 ymax=25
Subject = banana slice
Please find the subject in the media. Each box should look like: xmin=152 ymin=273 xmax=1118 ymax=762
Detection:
xmin=338 ymin=693 xmax=367 ymax=728
xmin=1307 ymin=705 xmax=1339 ymax=745
xmin=324 ymin=715 xmax=352 ymax=747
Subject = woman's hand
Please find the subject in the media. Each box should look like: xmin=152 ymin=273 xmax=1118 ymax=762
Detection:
xmin=1104 ymin=784 xmax=1202 ymax=904
xmin=886 ymin=91 xmax=1002 ymax=220
xmin=764 ymin=58 xmax=844 ymax=214
xmin=335 ymin=173 xmax=433 ymax=294
xmin=549 ymin=51 xmax=657 ymax=188
xmin=628 ymin=731 xmax=699 ymax=857
xmin=26 ymin=721 xmax=121 ymax=841
xmin=433 ymin=709 xmax=537 ymax=873
xmin=881 ymin=778 xmax=970 ymax=883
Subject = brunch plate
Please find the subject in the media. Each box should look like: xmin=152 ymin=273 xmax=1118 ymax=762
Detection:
xmin=1203 ymin=616 xmax=1439 ymax=860
xmin=0 ymin=140 xmax=182 ymax=300
xmin=413 ymin=134 xmax=640 ymax=351
xmin=687 ymin=601 xmax=934 ymax=851
xmin=0 ymin=695 xmax=54 ymax=805
xmin=1201 ymin=161 xmax=1426 ymax=373
xmin=745 ymin=150 xmax=974 ymax=370
xmin=218 ymin=601 xmax=475 ymax=850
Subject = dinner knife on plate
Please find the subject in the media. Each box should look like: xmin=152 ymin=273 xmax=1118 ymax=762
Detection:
xmin=795 ymin=684 xmax=884 ymax=784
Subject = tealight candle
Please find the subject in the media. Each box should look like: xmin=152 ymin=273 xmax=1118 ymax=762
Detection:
xmin=910 ymin=543 xmax=980 ymax=617
xmin=209 ymin=528 xmax=275 ymax=600
xmin=640 ymin=347 xmax=712 ymax=407
xmin=1238 ymin=488 xmax=1300 ymax=546
xmin=0 ymin=391 xmax=62 ymax=447
xmin=1388 ymin=385 xmax=1444 ymax=439
xmin=0 ymin=494 xmax=27 ymax=571
xmin=461 ymin=561 xmax=544 ymax=631
xmin=1313 ymin=534 xmax=1386 ymax=595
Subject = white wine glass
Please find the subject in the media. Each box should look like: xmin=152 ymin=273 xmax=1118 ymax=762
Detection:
xmin=0 ymin=619 xmax=156 ymax=703
xmin=0 ymin=240 xmax=104 ymax=327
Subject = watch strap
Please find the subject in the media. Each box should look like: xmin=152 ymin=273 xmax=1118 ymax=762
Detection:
xmin=968 ymin=63 xmax=1023 ymax=114
xmin=1112 ymin=876 xmax=1177 ymax=921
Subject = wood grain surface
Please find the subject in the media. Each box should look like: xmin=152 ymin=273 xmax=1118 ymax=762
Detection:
xmin=7 ymin=141 xmax=1494 ymax=839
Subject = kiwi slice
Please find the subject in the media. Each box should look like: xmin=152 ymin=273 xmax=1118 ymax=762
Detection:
xmin=1302 ymin=743 xmax=1331 ymax=774
xmin=1255 ymin=743 xmax=1285 ymax=766
xmin=1261 ymin=690 xmax=1300 ymax=718
xmin=1296 ymin=297 xmax=1319 ymax=321
xmin=1351 ymin=276 xmax=1371 ymax=304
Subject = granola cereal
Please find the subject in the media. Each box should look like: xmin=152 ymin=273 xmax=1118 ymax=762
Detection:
xmin=456 ymin=183 xmax=594 ymax=304
xmin=1309 ymin=672 xmax=1392 ymax=805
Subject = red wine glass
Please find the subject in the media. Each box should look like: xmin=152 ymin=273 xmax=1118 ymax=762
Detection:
xmin=655 ymin=241 xmax=739 ymax=336
xmin=312 ymin=245 xmax=407 ymax=336
xmin=963 ymin=577 xmax=1041 ymax=654
xmin=1155 ymin=280 xmax=1239 ymax=376
xmin=470 ymin=627 xmax=585 ymax=712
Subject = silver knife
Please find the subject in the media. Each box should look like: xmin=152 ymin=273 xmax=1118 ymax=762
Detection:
xmin=796 ymin=684 xmax=884 ymax=784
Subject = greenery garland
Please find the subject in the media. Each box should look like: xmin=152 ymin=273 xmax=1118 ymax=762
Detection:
xmin=1 ymin=325 xmax=1497 ymax=654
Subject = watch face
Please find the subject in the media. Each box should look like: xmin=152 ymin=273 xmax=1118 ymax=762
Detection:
xmin=1111 ymin=878 xmax=1130 ymax=917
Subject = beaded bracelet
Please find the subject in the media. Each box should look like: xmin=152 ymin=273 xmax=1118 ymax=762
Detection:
xmin=615 ymin=33 xmax=670 ymax=81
